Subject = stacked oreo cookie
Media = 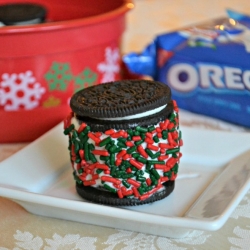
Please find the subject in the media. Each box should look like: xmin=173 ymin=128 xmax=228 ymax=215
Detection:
xmin=64 ymin=80 xmax=183 ymax=206
xmin=0 ymin=3 xmax=46 ymax=26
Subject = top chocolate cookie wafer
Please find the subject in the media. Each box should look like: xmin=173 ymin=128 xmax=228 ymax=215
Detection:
xmin=70 ymin=79 xmax=171 ymax=118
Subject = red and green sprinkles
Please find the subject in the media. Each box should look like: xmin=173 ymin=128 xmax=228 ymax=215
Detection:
xmin=64 ymin=100 xmax=183 ymax=200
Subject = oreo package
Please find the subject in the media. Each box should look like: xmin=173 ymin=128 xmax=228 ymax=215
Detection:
xmin=123 ymin=10 xmax=250 ymax=128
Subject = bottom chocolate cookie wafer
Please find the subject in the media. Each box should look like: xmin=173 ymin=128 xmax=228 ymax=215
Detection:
xmin=76 ymin=181 xmax=175 ymax=206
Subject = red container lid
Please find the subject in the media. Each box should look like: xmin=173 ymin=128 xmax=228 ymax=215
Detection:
xmin=0 ymin=0 xmax=134 ymax=57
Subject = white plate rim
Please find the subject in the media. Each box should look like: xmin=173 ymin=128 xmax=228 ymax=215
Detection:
xmin=1 ymin=123 xmax=250 ymax=234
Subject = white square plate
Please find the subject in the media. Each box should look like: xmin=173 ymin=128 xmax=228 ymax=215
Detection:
xmin=0 ymin=123 xmax=250 ymax=238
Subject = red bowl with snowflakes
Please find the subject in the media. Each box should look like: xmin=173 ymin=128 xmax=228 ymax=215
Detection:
xmin=0 ymin=0 xmax=133 ymax=143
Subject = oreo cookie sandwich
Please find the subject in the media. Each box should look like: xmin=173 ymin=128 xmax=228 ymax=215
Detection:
xmin=0 ymin=3 xmax=46 ymax=26
xmin=64 ymin=79 xmax=183 ymax=206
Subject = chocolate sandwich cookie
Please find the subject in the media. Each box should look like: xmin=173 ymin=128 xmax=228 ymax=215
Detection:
xmin=0 ymin=3 xmax=46 ymax=26
xmin=64 ymin=79 xmax=183 ymax=206
xmin=70 ymin=80 xmax=173 ymax=132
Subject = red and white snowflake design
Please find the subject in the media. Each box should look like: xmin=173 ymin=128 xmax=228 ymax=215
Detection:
xmin=0 ymin=71 xmax=45 ymax=111
xmin=97 ymin=47 xmax=120 ymax=83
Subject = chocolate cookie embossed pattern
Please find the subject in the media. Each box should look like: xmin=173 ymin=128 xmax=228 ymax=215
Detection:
xmin=64 ymin=80 xmax=183 ymax=206
xmin=70 ymin=80 xmax=171 ymax=118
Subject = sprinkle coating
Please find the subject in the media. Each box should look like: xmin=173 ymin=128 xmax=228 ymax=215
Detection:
xmin=64 ymin=100 xmax=182 ymax=201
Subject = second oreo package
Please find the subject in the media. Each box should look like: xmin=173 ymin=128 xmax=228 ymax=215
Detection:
xmin=123 ymin=10 xmax=250 ymax=128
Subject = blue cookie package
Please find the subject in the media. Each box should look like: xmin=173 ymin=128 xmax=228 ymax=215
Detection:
xmin=123 ymin=10 xmax=250 ymax=128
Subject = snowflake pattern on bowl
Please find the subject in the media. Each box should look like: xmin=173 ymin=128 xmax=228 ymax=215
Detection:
xmin=0 ymin=71 xmax=45 ymax=111
xmin=0 ymin=46 xmax=120 ymax=113
xmin=97 ymin=47 xmax=120 ymax=83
